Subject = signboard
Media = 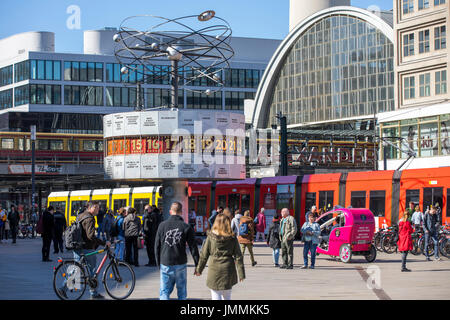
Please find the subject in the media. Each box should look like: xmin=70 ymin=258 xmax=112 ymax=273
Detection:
xmin=8 ymin=164 xmax=62 ymax=175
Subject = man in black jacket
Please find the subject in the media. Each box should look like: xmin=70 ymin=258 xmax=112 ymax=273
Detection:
xmin=424 ymin=206 xmax=441 ymax=261
xmin=155 ymin=201 xmax=199 ymax=300
xmin=41 ymin=206 xmax=55 ymax=261
xmin=53 ymin=207 xmax=66 ymax=254
xmin=8 ymin=205 xmax=20 ymax=244
xmin=143 ymin=205 xmax=159 ymax=266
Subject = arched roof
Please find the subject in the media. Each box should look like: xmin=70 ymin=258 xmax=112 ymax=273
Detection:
xmin=251 ymin=6 xmax=394 ymax=128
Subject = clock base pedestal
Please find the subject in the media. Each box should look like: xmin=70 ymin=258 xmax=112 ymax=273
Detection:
xmin=161 ymin=179 xmax=189 ymax=222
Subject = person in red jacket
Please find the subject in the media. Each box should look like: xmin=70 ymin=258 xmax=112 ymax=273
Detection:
xmin=254 ymin=208 xmax=267 ymax=242
xmin=397 ymin=211 xmax=414 ymax=272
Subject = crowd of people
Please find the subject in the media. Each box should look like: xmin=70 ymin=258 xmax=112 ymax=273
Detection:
xmin=0 ymin=203 xmax=38 ymax=244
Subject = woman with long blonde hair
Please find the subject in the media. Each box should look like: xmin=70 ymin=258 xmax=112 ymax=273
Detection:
xmin=195 ymin=213 xmax=245 ymax=300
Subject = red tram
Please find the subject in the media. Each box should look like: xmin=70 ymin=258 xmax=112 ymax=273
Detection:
xmin=188 ymin=167 xmax=450 ymax=233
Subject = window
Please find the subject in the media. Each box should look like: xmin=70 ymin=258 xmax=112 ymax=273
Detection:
xmin=217 ymin=195 xmax=227 ymax=210
xmin=113 ymin=199 xmax=127 ymax=214
xmin=197 ymin=196 xmax=207 ymax=217
xmin=14 ymin=85 xmax=29 ymax=106
xmin=228 ymin=194 xmax=241 ymax=212
xmin=28 ymin=84 xmax=61 ymax=105
xmin=419 ymin=30 xmax=430 ymax=53
xmin=403 ymin=33 xmax=414 ymax=57
xmin=28 ymin=60 xmax=61 ymax=81
xmin=404 ymin=76 xmax=415 ymax=99
xmin=419 ymin=0 xmax=430 ymax=9
xmin=369 ymin=190 xmax=386 ymax=217
xmin=71 ymin=201 xmax=87 ymax=216
xmin=0 ymin=89 xmax=12 ymax=109
xmin=241 ymin=194 xmax=251 ymax=213
xmin=435 ymin=70 xmax=447 ymax=95
xmin=0 ymin=65 xmax=13 ymax=87
xmin=49 ymin=140 xmax=64 ymax=150
xmin=318 ymin=191 xmax=334 ymax=211
xmin=435 ymin=26 xmax=446 ymax=50
xmin=406 ymin=189 xmax=420 ymax=207
xmin=434 ymin=0 xmax=445 ymax=5
xmin=48 ymin=201 xmax=66 ymax=214
xmin=83 ymin=140 xmax=97 ymax=151
xmin=351 ymin=191 xmax=366 ymax=208
xmin=37 ymin=139 xmax=49 ymax=150
xmin=419 ymin=73 xmax=430 ymax=97
xmin=133 ymin=198 xmax=149 ymax=216
xmin=14 ymin=60 xmax=30 ymax=83
xmin=65 ymin=86 xmax=103 ymax=106
xmin=423 ymin=188 xmax=443 ymax=221
xmin=1 ymin=138 xmax=14 ymax=149
xmin=403 ymin=0 xmax=414 ymax=14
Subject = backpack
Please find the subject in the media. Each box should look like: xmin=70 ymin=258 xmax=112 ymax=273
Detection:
xmin=109 ymin=217 xmax=121 ymax=238
xmin=239 ymin=220 xmax=250 ymax=236
xmin=64 ymin=216 xmax=91 ymax=250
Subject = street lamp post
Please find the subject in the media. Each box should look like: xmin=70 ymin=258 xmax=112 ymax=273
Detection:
xmin=30 ymin=125 xmax=36 ymax=215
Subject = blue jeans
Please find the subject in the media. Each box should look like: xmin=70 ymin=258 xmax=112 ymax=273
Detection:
xmin=272 ymin=248 xmax=280 ymax=265
xmin=424 ymin=232 xmax=439 ymax=259
xmin=303 ymin=241 xmax=318 ymax=267
xmin=73 ymin=249 xmax=98 ymax=297
xmin=115 ymin=235 xmax=125 ymax=261
xmin=159 ymin=264 xmax=187 ymax=300
xmin=97 ymin=224 xmax=104 ymax=240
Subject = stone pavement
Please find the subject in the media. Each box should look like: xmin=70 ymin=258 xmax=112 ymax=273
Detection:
xmin=0 ymin=237 xmax=449 ymax=300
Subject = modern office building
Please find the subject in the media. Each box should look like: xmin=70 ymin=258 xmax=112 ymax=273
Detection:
xmin=378 ymin=0 xmax=450 ymax=170
xmin=0 ymin=28 xmax=280 ymax=205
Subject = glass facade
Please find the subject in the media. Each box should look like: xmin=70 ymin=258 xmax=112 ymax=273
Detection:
xmin=30 ymin=60 xmax=61 ymax=81
xmin=0 ymin=65 xmax=13 ymax=87
xmin=64 ymin=85 xmax=103 ymax=106
xmin=268 ymin=14 xmax=395 ymax=127
xmin=381 ymin=114 xmax=450 ymax=158
xmin=0 ymin=89 xmax=13 ymax=109
xmin=14 ymin=84 xmax=61 ymax=106
xmin=14 ymin=61 xmax=30 ymax=83
xmin=64 ymin=61 xmax=103 ymax=82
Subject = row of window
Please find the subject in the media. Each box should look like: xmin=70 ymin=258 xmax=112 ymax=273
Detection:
xmin=381 ymin=113 xmax=450 ymax=158
xmin=64 ymin=61 xmax=103 ymax=82
xmin=403 ymin=26 xmax=446 ymax=57
xmin=64 ymin=85 xmax=103 ymax=106
xmin=403 ymin=0 xmax=446 ymax=15
xmin=0 ymin=138 xmax=103 ymax=152
xmin=0 ymin=65 xmax=13 ymax=87
xmin=0 ymin=89 xmax=12 ymax=109
xmin=403 ymin=70 xmax=447 ymax=100
xmin=14 ymin=84 xmax=62 ymax=106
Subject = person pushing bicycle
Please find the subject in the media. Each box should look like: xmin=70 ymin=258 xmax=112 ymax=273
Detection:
xmin=73 ymin=201 xmax=111 ymax=299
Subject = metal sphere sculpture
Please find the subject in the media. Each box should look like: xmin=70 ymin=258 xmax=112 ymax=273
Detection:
xmin=113 ymin=10 xmax=234 ymax=108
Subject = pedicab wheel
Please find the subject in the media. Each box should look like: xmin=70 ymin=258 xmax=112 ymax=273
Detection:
xmin=339 ymin=244 xmax=352 ymax=263
xmin=364 ymin=245 xmax=377 ymax=263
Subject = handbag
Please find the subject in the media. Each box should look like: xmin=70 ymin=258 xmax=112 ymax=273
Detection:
xmin=137 ymin=236 xmax=144 ymax=249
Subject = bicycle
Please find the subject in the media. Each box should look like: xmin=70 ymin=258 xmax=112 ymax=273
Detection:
xmin=52 ymin=241 xmax=135 ymax=300
xmin=17 ymin=223 xmax=33 ymax=239
xmin=381 ymin=226 xmax=398 ymax=254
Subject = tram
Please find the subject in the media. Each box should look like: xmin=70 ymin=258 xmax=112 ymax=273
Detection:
xmin=48 ymin=167 xmax=450 ymax=233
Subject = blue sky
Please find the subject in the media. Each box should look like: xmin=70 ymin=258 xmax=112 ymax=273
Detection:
xmin=0 ymin=0 xmax=393 ymax=53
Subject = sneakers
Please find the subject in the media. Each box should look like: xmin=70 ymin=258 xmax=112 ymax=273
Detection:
xmin=286 ymin=265 xmax=293 ymax=269
xmin=300 ymin=265 xmax=308 ymax=269
xmin=279 ymin=265 xmax=287 ymax=269
xmin=274 ymin=263 xmax=279 ymax=267
xmin=90 ymin=293 xmax=105 ymax=300
xmin=251 ymin=261 xmax=257 ymax=267
xmin=426 ymin=257 xmax=431 ymax=261
xmin=434 ymin=257 xmax=442 ymax=261
xmin=401 ymin=268 xmax=411 ymax=272
xmin=309 ymin=266 xmax=315 ymax=269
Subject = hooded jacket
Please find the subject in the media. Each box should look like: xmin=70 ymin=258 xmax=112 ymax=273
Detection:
xmin=155 ymin=214 xmax=199 ymax=267
xmin=231 ymin=213 xmax=243 ymax=235
xmin=196 ymin=231 xmax=245 ymax=290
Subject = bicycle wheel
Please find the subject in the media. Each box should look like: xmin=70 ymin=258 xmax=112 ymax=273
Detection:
xmin=410 ymin=236 xmax=420 ymax=255
xmin=53 ymin=260 xmax=87 ymax=300
xmin=103 ymin=261 xmax=135 ymax=300
xmin=420 ymin=238 xmax=434 ymax=256
xmin=382 ymin=234 xmax=396 ymax=254
xmin=440 ymin=238 xmax=449 ymax=258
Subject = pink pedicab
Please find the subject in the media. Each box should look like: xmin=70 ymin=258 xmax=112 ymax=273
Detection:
xmin=315 ymin=207 xmax=376 ymax=263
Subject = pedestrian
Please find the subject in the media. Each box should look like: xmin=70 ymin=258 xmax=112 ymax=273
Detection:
xmin=209 ymin=207 xmax=223 ymax=229
xmin=102 ymin=209 xmax=115 ymax=242
xmin=189 ymin=208 xmax=197 ymax=231
xmin=434 ymin=202 xmax=442 ymax=225
xmin=41 ymin=206 xmax=55 ymax=262
xmin=7 ymin=205 xmax=20 ymax=244
xmin=155 ymin=201 xmax=199 ymax=300
xmin=300 ymin=212 xmax=321 ymax=269
xmin=52 ymin=207 xmax=66 ymax=254
xmin=305 ymin=205 xmax=317 ymax=221
xmin=114 ymin=208 xmax=126 ymax=261
xmin=152 ymin=205 xmax=163 ymax=223
xmin=123 ymin=207 xmax=142 ymax=267
xmin=67 ymin=201 xmax=110 ymax=300
xmin=143 ymin=205 xmax=155 ymax=266
xmin=96 ymin=206 xmax=106 ymax=240
xmin=423 ymin=206 xmax=441 ymax=261
xmin=195 ymin=213 xmax=245 ymax=300
xmin=398 ymin=211 xmax=414 ymax=272
xmin=406 ymin=201 xmax=415 ymax=223
xmin=411 ymin=205 xmax=423 ymax=231
xmin=279 ymin=208 xmax=297 ymax=269
xmin=231 ymin=209 xmax=243 ymax=236
xmin=223 ymin=207 xmax=234 ymax=221
xmin=254 ymin=208 xmax=267 ymax=242
xmin=237 ymin=210 xmax=257 ymax=267
xmin=0 ymin=204 xmax=5 ymax=243
xmin=266 ymin=212 xmax=282 ymax=267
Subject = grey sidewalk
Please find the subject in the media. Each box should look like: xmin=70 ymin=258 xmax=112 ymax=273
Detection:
xmin=0 ymin=238 xmax=449 ymax=300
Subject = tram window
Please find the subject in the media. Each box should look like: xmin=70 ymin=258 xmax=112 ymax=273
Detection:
xmin=405 ymin=189 xmax=420 ymax=207
xmin=241 ymin=194 xmax=250 ymax=213
xmin=217 ymin=195 xmax=227 ymax=211
xmin=305 ymin=192 xmax=316 ymax=214
xmin=188 ymin=196 xmax=196 ymax=214
xmin=18 ymin=138 xmax=24 ymax=151
xmin=1 ymin=138 xmax=14 ymax=150
xmin=277 ymin=184 xmax=295 ymax=213
xmin=49 ymin=201 xmax=66 ymax=215
xmin=83 ymin=140 xmax=97 ymax=151
xmin=423 ymin=187 xmax=443 ymax=219
xmin=68 ymin=140 xmax=79 ymax=152
xmin=133 ymin=198 xmax=149 ymax=216
xmin=113 ymin=199 xmax=127 ymax=214
xmin=97 ymin=200 xmax=107 ymax=212
xmin=447 ymin=189 xmax=450 ymax=218
xmin=37 ymin=139 xmax=49 ymax=150
xmin=50 ymin=140 xmax=64 ymax=151
xmin=319 ymin=191 xmax=334 ymax=212
xmin=369 ymin=190 xmax=386 ymax=217
xmin=197 ymin=196 xmax=207 ymax=216
xmin=351 ymin=191 xmax=366 ymax=208
xmin=71 ymin=201 xmax=87 ymax=216
xmin=228 ymin=194 xmax=241 ymax=212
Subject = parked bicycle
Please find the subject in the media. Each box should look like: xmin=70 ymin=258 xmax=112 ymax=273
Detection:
xmin=17 ymin=223 xmax=34 ymax=239
xmin=438 ymin=224 xmax=450 ymax=258
xmin=53 ymin=241 xmax=135 ymax=300
xmin=381 ymin=225 xmax=399 ymax=254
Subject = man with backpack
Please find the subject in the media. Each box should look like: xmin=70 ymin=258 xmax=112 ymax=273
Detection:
xmin=73 ymin=201 xmax=110 ymax=299
xmin=237 ymin=210 xmax=257 ymax=267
